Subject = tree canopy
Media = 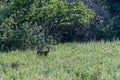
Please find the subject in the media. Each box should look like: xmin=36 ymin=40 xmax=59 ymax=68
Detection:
xmin=0 ymin=0 xmax=95 ymax=51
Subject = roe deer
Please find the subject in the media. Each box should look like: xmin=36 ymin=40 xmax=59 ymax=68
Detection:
xmin=37 ymin=47 xmax=50 ymax=56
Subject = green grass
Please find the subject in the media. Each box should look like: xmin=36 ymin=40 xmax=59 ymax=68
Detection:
xmin=0 ymin=41 xmax=120 ymax=80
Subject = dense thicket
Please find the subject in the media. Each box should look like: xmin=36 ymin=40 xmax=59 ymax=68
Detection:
xmin=0 ymin=0 xmax=94 ymax=51
xmin=82 ymin=0 xmax=120 ymax=41
xmin=1 ymin=0 xmax=119 ymax=51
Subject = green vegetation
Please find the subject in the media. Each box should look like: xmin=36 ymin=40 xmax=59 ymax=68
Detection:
xmin=0 ymin=41 xmax=120 ymax=80
xmin=0 ymin=0 xmax=95 ymax=51
xmin=0 ymin=0 xmax=120 ymax=79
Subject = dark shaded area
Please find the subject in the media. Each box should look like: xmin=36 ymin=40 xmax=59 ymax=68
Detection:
xmin=52 ymin=25 xmax=85 ymax=42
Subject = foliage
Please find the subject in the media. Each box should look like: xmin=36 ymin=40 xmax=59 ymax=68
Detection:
xmin=0 ymin=0 xmax=95 ymax=51
xmin=0 ymin=41 xmax=120 ymax=79
xmin=82 ymin=0 xmax=120 ymax=40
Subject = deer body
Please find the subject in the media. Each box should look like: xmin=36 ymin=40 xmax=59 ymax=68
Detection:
xmin=37 ymin=47 xmax=50 ymax=56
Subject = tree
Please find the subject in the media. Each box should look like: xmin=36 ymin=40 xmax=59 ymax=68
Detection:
xmin=0 ymin=0 xmax=95 ymax=51
xmin=81 ymin=0 xmax=120 ymax=40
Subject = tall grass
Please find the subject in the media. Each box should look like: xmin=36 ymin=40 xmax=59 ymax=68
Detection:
xmin=0 ymin=41 xmax=120 ymax=80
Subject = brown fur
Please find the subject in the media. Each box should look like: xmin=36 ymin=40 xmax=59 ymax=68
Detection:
xmin=37 ymin=47 xmax=50 ymax=56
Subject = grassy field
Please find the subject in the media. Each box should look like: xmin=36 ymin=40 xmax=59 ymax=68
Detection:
xmin=0 ymin=41 xmax=120 ymax=80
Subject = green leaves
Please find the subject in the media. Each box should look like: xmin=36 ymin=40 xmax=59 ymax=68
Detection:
xmin=0 ymin=0 xmax=95 ymax=51
xmin=68 ymin=1 xmax=95 ymax=24
xmin=1 ymin=0 xmax=95 ymax=28
xmin=27 ymin=0 xmax=95 ymax=26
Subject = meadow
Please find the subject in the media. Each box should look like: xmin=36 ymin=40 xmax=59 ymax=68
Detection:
xmin=0 ymin=41 xmax=120 ymax=80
